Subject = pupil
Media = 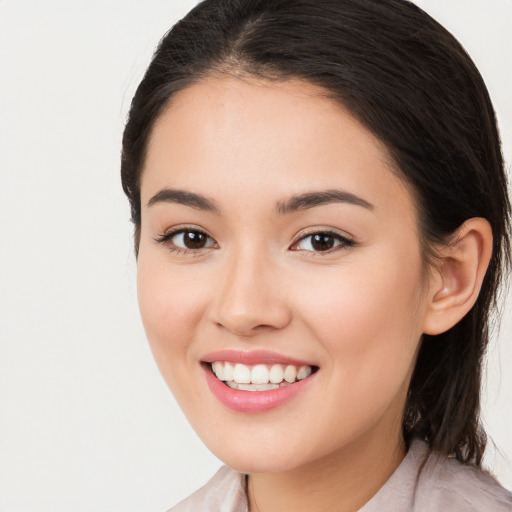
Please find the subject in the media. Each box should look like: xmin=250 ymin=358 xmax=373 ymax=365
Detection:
xmin=184 ymin=231 xmax=206 ymax=249
xmin=312 ymin=234 xmax=334 ymax=251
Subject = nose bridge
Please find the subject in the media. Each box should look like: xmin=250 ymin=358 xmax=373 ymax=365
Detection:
xmin=211 ymin=241 xmax=290 ymax=335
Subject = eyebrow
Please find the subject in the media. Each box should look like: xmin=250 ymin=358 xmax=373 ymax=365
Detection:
xmin=147 ymin=187 xmax=373 ymax=215
xmin=147 ymin=188 xmax=220 ymax=213
xmin=275 ymin=189 xmax=374 ymax=215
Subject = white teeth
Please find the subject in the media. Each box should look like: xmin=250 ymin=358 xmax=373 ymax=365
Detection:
xmin=211 ymin=361 xmax=315 ymax=388
xmin=269 ymin=364 xmax=284 ymax=384
xmin=223 ymin=362 xmax=234 ymax=381
xmin=212 ymin=361 xmax=224 ymax=381
xmin=251 ymin=364 xmax=269 ymax=384
xmin=297 ymin=365 xmax=312 ymax=380
xmin=233 ymin=363 xmax=251 ymax=384
xmin=227 ymin=382 xmax=280 ymax=391
xmin=284 ymin=365 xmax=297 ymax=383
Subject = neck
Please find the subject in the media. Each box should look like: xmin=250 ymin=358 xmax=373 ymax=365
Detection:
xmin=248 ymin=429 xmax=405 ymax=512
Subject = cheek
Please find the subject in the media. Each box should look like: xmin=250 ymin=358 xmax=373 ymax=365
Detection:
xmin=136 ymin=260 xmax=208 ymax=367
xmin=296 ymin=252 xmax=425 ymax=381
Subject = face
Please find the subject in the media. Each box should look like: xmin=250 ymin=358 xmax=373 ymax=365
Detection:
xmin=137 ymin=77 xmax=432 ymax=474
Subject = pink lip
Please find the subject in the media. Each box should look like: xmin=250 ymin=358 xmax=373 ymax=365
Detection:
xmin=202 ymin=362 xmax=317 ymax=414
xmin=201 ymin=349 xmax=315 ymax=367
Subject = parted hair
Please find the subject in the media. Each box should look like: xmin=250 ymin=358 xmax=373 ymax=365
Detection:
xmin=121 ymin=0 xmax=511 ymax=465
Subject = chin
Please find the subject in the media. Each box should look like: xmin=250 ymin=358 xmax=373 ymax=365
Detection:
xmin=217 ymin=450 xmax=301 ymax=475
xmin=198 ymin=428 xmax=316 ymax=475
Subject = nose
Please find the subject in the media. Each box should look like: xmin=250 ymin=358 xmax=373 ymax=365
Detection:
xmin=210 ymin=249 xmax=292 ymax=337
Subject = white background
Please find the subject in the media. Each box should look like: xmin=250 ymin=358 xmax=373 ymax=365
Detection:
xmin=0 ymin=1 xmax=510 ymax=510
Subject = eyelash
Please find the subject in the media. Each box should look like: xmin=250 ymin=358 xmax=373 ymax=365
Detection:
xmin=154 ymin=226 xmax=217 ymax=256
xmin=154 ymin=227 xmax=356 ymax=256
xmin=290 ymin=230 xmax=356 ymax=254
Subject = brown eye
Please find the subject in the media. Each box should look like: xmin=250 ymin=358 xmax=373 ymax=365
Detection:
xmin=156 ymin=229 xmax=217 ymax=251
xmin=181 ymin=231 xmax=208 ymax=249
xmin=292 ymin=231 xmax=355 ymax=253
xmin=310 ymin=233 xmax=335 ymax=251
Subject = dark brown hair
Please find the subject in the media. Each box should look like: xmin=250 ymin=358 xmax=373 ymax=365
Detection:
xmin=121 ymin=0 xmax=511 ymax=465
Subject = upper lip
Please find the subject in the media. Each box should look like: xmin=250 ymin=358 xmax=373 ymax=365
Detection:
xmin=201 ymin=349 xmax=317 ymax=367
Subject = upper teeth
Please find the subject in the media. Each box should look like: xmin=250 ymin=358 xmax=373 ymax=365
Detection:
xmin=211 ymin=361 xmax=313 ymax=385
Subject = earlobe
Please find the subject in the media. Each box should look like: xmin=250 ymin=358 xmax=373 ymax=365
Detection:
xmin=423 ymin=218 xmax=493 ymax=335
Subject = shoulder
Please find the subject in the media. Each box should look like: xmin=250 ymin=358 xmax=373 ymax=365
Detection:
xmin=361 ymin=440 xmax=512 ymax=512
xmin=167 ymin=465 xmax=248 ymax=512
xmin=416 ymin=446 xmax=512 ymax=512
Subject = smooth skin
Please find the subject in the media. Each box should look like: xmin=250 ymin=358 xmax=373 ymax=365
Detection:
xmin=136 ymin=77 xmax=492 ymax=512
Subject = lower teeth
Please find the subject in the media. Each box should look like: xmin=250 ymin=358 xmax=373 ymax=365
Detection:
xmin=226 ymin=381 xmax=292 ymax=391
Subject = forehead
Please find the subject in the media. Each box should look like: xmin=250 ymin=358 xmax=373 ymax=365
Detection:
xmin=141 ymin=76 xmax=415 ymax=219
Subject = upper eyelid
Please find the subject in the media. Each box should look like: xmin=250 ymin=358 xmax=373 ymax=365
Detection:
xmin=293 ymin=227 xmax=355 ymax=243
xmin=158 ymin=225 xmax=213 ymax=238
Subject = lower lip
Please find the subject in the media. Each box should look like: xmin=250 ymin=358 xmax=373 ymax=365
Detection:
xmin=203 ymin=364 xmax=316 ymax=413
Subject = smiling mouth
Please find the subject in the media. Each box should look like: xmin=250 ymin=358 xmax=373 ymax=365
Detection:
xmin=209 ymin=361 xmax=318 ymax=391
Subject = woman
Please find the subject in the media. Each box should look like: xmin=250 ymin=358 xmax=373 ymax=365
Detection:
xmin=121 ymin=0 xmax=512 ymax=510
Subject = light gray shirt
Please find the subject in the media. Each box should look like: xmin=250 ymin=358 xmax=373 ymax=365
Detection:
xmin=169 ymin=440 xmax=512 ymax=511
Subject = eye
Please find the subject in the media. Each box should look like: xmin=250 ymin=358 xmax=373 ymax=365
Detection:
xmin=291 ymin=231 xmax=355 ymax=253
xmin=155 ymin=228 xmax=218 ymax=252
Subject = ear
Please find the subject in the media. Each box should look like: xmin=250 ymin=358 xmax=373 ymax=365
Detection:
xmin=422 ymin=218 xmax=493 ymax=335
